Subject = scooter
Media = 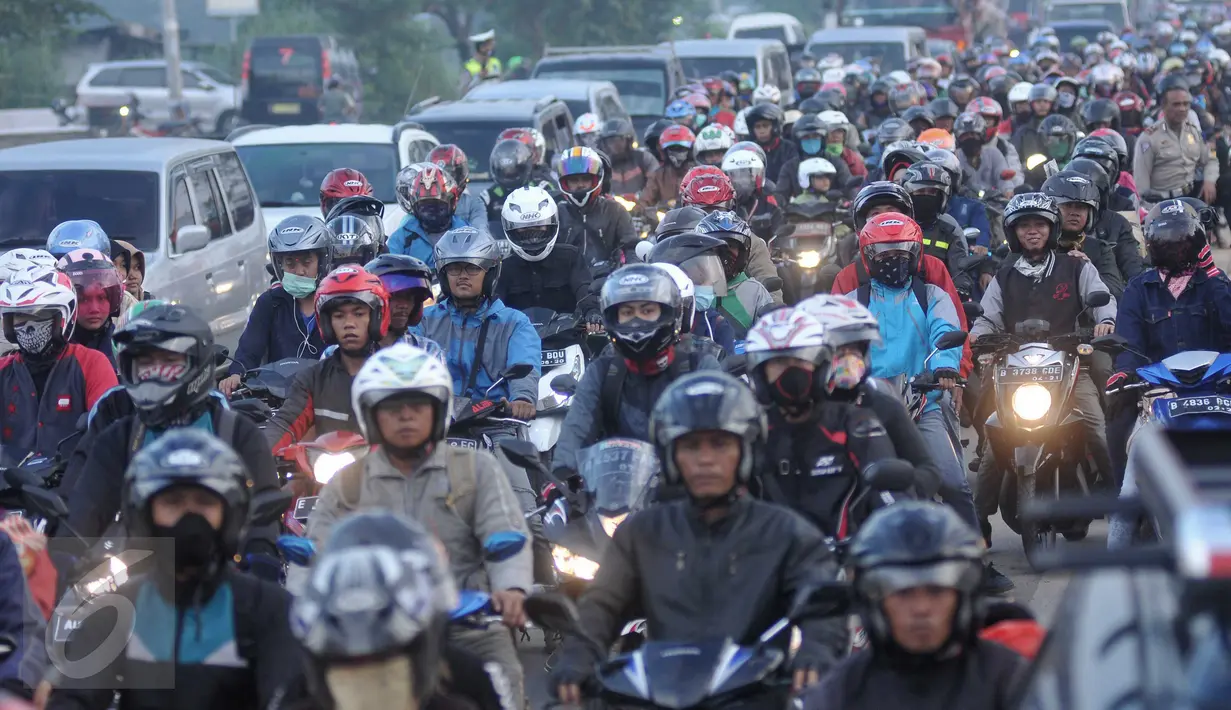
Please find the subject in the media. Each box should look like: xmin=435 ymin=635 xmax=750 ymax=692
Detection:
xmin=772 ymin=200 xmax=849 ymax=304
xmin=228 ymin=357 xmax=316 ymax=428
xmin=277 ymin=430 xmax=372 ymax=535
xmin=447 ymin=364 xmax=535 ymax=451
xmin=523 ymin=308 xmax=588 ymax=464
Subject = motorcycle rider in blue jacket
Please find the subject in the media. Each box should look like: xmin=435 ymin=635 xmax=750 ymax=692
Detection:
xmin=388 ymin=165 xmax=470 ymax=267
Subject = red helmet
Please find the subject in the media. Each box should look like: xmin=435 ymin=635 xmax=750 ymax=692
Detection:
xmin=820 ymin=81 xmax=848 ymax=97
xmin=702 ymin=76 xmax=725 ymax=97
xmin=680 ymin=167 xmax=735 ymax=209
xmin=684 ymin=92 xmax=712 ymax=114
xmin=1113 ymin=91 xmax=1145 ymax=114
xmin=320 ymin=168 xmax=373 ymax=217
xmin=427 ymin=144 xmax=470 ymax=192
xmin=966 ymin=96 xmax=1002 ymax=119
xmin=858 ymin=212 xmax=923 ymax=288
xmin=659 ymin=125 xmax=696 ymax=150
xmin=410 ymin=164 xmax=457 ymax=206
xmin=314 ymin=265 xmax=390 ymax=345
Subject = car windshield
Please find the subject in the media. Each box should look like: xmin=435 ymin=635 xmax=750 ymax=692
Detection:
xmin=679 ymin=57 xmax=757 ymax=84
xmin=842 ymin=0 xmax=959 ymax=29
xmin=416 ymin=120 xmax=529 ymax=180
xmin=734 ymin=27 xmax=788 ymax=43
xmin=1049 ymin=4 xmax=1125 ymax=25
xmin=198 ymin=65 xmax=235 ymax=86
xmin=0 ymin=170 xmax=159 ymax=251
xmin=235 ymin=143 xmax=397 ymax=207
xmin=535 ymin=65 xmax=665 ymax=116
xmin=807 ymin=41 xmax=908 ymax=72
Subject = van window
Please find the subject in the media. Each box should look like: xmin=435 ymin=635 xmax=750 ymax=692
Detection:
xmin=0 ymin=170 xmax=160 ymax=252
xmin=534 ymin=64 xmax=667 ymax=116
xmin=121 ymin=68 xmax=166 ymax=88
xmin=249 ymin=38 xmax=324 ymax=100
xmin=772 ymin=51 xmax=792 ymax=90
xmin=217 ymin=153 xmax=256 ymax=231
xmin=540 ymin=115 xmax=561 ymax=156
xmin=189 ymin=166 xmax=231 ymax=241
xmin=88 ymin=68 xmax=123 ymax=87
xmin=598 ymin=94 xmax=624 ymax=121
xmin=734 ymin=27 xmax=788 ymax=43
xmin=678 ymin=57 xmax=758 ymax=84
xmin=406 ymin=139 xmax=435 ymax=163
xmin=171 ymin=175 xmax=195 ymax=244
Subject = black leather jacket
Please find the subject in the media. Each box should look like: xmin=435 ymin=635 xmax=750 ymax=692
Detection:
xmin=557 ymin=199 xmax=639 ymax=276
xmin=495 ymin=240 xmax=597 ymax=318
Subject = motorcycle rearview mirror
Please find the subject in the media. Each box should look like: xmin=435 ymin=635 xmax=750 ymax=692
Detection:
xmin=761 ymin=276 xmax=783 ymax=292
xmin=213 ymin=344 xmax=230 ymax=367
xmin=22 ymin=487 xmax=69 ymax=521
xmin=634 ymin=240 xmax=654 ymax=262
xmin=249 ymin=489 xmax=294 ymax=527
xmin=524 ymin=592 xmax=605 ymax=653
xmin=846 ymin=175 xmax=866 ymax=190
xmin=963 ymin=301 xmax=984 ymax=320
xmin=1084 ymin=290 xmax=1111 ymax=308
xmin=503 ymin=363 xmax=534 ymax=380
xmin=1091 ymin=333 xmax=1128 ymax=353
xmin=496 ymin=439 xmax=544 ymax=474
xmin=863 ymin=458 xmax=916 ymax=492
xmin=4 ymin=467 xmax=44 ymax=492
xmin=482 ymin=531 xmax=527 ymax=562
xmin=551 ymin=373 xmax=578 ymax=396
xmin=935 ymin=330 xmax=968 ymax=350
xmin=962 ymin=227 xmax=981 ymax=242
xmin=265 ymin=263 xmax=276 ymax=278
xmin=774 ymin=223 xmax=796 ymax=239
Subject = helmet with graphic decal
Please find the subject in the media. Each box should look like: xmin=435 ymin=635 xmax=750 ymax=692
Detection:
xmin=746 ymin=308 xmax=832 ymax=411
xmin=320 ymin=168 xmax=373 ymax=217
xmin=1003 ymin=192 xmax=1060 ymax=253
xmin=0 ymin=270 xmax=77 ymax=357
xmin=113 ymin=303 xmax=216 ymax=427
xmin=47 ymin=220 xmax=110 ymax=259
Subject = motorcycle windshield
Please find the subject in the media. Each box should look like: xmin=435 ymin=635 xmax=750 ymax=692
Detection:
xmin=577 ymin=439 xmax=659 ymax=517
xmin=247 ymin=358 xmax=314 ymax=400
xmin=0 ymin=447 xmax=33 ymax=470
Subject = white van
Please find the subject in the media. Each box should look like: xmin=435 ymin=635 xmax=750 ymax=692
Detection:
xmin=0 ymin=138 xmax=269 ymax=337
xmin=805 ymin=26 xmax=929 ymax=73
xmin=1045 ymin=0 xmax=1131 ymax=32
xmin=727 ymin=13 xmax=808 ymax=53
xmin=662 ymin=38 xmax=794 ymax=101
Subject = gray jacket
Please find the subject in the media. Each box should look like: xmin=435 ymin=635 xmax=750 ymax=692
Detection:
xmin=306 ymin=445 xmax=533 ymax=593
xmin=959 ymin=145 xmax=1015 ymax=197
xmin=972 ymin=254 xmax=1116 ymax=337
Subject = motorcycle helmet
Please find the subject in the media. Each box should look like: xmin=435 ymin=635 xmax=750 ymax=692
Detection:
xmin=1087 ymin=129 xmax=1129 ymax=171
xmin=599 ymin=117 xmax=637 ymax=160
xmin=751 ymin=84 xmax=782 ymax=105
xmin=433 ymin=227 xmax=503 ymax=299
xmin=573 ymin=112 xmax=601 ymax=148
xmin=501 ymin=185 xmax=560 ymax=262
xmin=365 ymin=253 xmax=434 ymax=328
xmin=796 ymin=292 xmax=883 ymax=349
xmin=0 ymin=248 xmax=57 ymax=284
xmin=695 ymin=210 xmax=753 ymax=280
xmin=320 ymin=168 xmax=373 ymax=217
xmin=659 ymin=125 xmax=696 ymax=169
xmin=798 ymin=157 xmax=838 ymax=190
xmin=1038 ymin=114 xmax=1078 ymax=161
xmin=352 ymin=342 xmax=453 ymax=444
xmin=794 ymin=67 xmax=823 ymax=99
xmin=647 ymin=234 xmax=730 ymax=311
xmin=46 ymin=220 xmax=110 ymax=259
xmin=923 ymin=148 xmax=964 ymax=189
xmin=946 ymin=76 xmax=979 ymax=107
xmin=323 ymin=214 xmax=380 ymax=270
xmin=880 ymin=142 xmax=929 ymax=183
xmin=426 ymin=144 xmax=471 ymax=191
xmin=113 ymin=303 xmax=216 ymax=427
xmin=719 ymin=150 xmax=765 ymax=201
xmin=57 ymin=248 xmax=123 ymax=319
xmin=952 ymin=112 xmax=988 ymax=160
xmin=694 ymin=124 xmax=736 ymax=166
xmin=797 ymin=96 xmax=828 ymax=117
xmin=268 ymin=215 xmax=332 ymax=284
xmin=408 ymin=165 xmax=458 ymax=234
xmin=1144 ymin=199 xmax=1209 ymax=273
xmin=899 ymin=162 xmax=952 ymax=227
xmin=791 ymin=114 xmax=827 ymax=159
xmin=653 ymin=262 xmax=695 ymax=333
xmin=489 ymin=139 xmax=535 ymax=191
xmin=1070 ymin=140 xmax=1120 ymax=189
xmin=395 ymin=162 xmax=433 ymax=214
xmin=876 ymin=117 xmax=915 ymax=146
xmin=1042 ymin=171 xmax=1101 ymax=245
xmin=746 ymin=308 xmax=831 ymax=410
xmin=1003 ymin=192 xmax=1060 ymax=253
xmin=1080 ymin=98 xmax=1122 ymax=132
xmin=725 ymin=141 xmax=767 ymax=167
xmin=555 ymin=146 xmax=605 ymax=208
xmin=642 ymin=118 xmax=674 ymax=162
xmin=927 ymin=98 xmax=961 ymax=124
xmin=314 ymin=265 xmax=391 ymax=346
xmin=600 ymin=263 xmax=682 ymax=362
xmin=1028 ymin=82 xmax=1059 ymax=107
xmin=650 ymin=371 xmax=766 ymax=487
xmin=854 ymin=181 xmax=915 ymax=231
xmin=816 ymin=84 xmax=848 ymax=113
xmin=743 ymin=103 xmax=785 ymax=142
xmin=901 ymin=105 xmax=937 ymax=135
xmin=0 ymin=271 xmax=77 ymax=356
xmin=665 ymin=98 xmax=698 ymax=128
xmin=653 ymin=207 xmax=707 ymax=241
xmin=888 ymin=83 xmax=922 ymax=113
xmin=680 ymin=167 xmax=735 ymax=212
xmin=966 ymin=96 xmax=1004 ymax=137
xmin=917 ymin=128 xmax=956 ymax=151
xmin=859 ymin=212 xmax=924 ymax=288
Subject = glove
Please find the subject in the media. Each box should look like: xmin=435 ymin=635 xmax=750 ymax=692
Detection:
xmin=584 ymin=311 xmax=604 ymax=328
xmin=1105 ymin=370 xmax=1138 ymax=394
xmin=277 ymin=534 xmax=317 ymax=566
xmin=933 ymin=367 xmax=960 ymax=383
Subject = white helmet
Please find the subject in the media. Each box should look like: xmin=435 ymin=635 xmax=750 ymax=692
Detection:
xmin=795 ymin=294 xmax=882 ymax=347
xmin=751 ymin=84 xmax=781 ymax=105
xmin=797 ymin=157 xmax=837 ymax=189
xmin=1211 ymin=49 xmax=1231 ymax=71
xmin=817 ymin=110 xmax=849 ymax=133
xmin=501 ymin=185 xmax=559 ymax=263
xmin=693 ymin=124 xmax=735 ymax=163
xmin=733 ymin=107 xmax=750 ymax=137
xmin=822 ymin=67 xmax=846 ymax=84
xmin=746 ymin=308 xmax=830 ymax=372
xmin=0 ymin=272 xmax=78 ymax=351
xmin=721 ymin=150 xmax=765 ymax=198
xmin=351 ymin=342 xmax=454 ymax=444
xmin=886 ymin=70 xmax=912 ymax=86
xmin=653 ymin=263 xmax=695 ymax=333
xmin=0 ymin=249 xmax=57 ymax=283
xmin=1007 ymin=81 xmax=1033 ymax=103
xmin=573 ymin=112 xmax=600 ymax=148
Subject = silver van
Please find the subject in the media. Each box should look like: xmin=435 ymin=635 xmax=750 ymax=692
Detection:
xmin=0 ymin=138 xmax=269 ymax=338
xmin=662 ymin=39 xmax=793 ymax=101
xmin=806 ymin=27 xmax=929 ymax=73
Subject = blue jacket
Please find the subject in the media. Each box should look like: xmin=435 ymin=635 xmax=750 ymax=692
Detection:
xmin=1114 ymin=268 xmax=1231 ymax=373
xmin=387 ymin=214 xmax=468 ymax=266
xmin=228 ymin=286 xmax=325 ymax=376
xmin=948 ymin=194 xmax=993 ymax=248
xmin=455 ymin=190 xmax=487 ymax=227
xmin=412 ymin=297 xmax=541 ymax=403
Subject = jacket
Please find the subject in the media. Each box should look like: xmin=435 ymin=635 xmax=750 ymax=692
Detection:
xmin=852 ymin=378 xmax=942 ymax=497
xmin=775 ymin=151 xmax=855 ymax=205
xmin=1096 ymin=210 xmax=1146 ymax=285
xmin=737 ymin=192 xmax=785 ymax=248
xmin=0 ymin=534 xmax=44 ymax=690
xmin=693 ymin=309 xmax=737 ymax=354
xmin=0 ymin=344 xmax=116 ymax=457
xmin=307 ymin=445 xmax=532 ymax=593
xmin=639 ymin=161 xmax=694 ymax=208
xmin=495 ymin=242 xmax=596 ymax=318
xmin=948 ymin=195 xmax=994 ymax=248
xmin=921 ymin=214 xmax=970 ymax=275
xmin=718 ymin=274 xmax=775 ymax=338
xmin=551 ymin=496 xmax=847 ymax=680
xmin=760 ymin=402 xmax=896 ymax=537
xmin=1114 ymin=267 xmax=1231 ymax=373
xmin=265 ymin=350 xmax=360 ymax=453
xmin=993 ymin=135 xmax=1025 ymax=187
xmin=557 ymin=199 xmax=639 ymax=275
xmin=46 ymin=569 xmax=299 ymax=710
xmin=801 ymin=639 xmax=1025 ymax=710
xmin=70 ymin=321 xmax=116 ymax=370
xmin=228 ymin=286 xmax=325 ymax=375
xmin=388 ymin=214 xmax=469 ymax=267
xmin=972 ymin=254 xmax=1117 ymax=338
xmin=762 ymin=137 xmax=800 ymax=185
xmin=959 ymin=145 xmax=1015 ymax=196
xmin=455 ymin=189 xmax=487 ymax=228
xmin=1067 ymin=237 xmax=1125 ymax=301
xmin=552 ymin=337 xmax=721 ymax=474
xmin=609 ymin=150 xmax=660 ymax=196
xmin=746 ymin=233 xmax=783 ymax=304
xmin=833 ymin=256 xmax=974 ymax=377
xmin=412 ymin=297 xmax=540 ymax=404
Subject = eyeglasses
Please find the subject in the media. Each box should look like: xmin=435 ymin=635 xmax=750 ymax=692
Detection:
xmin=444 ymin=263 xmax=484 ymax=276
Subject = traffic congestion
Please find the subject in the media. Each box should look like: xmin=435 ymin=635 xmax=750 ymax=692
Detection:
xmin=0 ymin=4 xmax=1229 ymax=709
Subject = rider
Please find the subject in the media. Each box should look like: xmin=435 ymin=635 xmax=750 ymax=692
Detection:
xmin=45 ymin=219 xmax=110 ymax=260
xmin=388 ymin=165 xmax=467 ymax=266
xmin=111 ymin=240 xmax=154 ymax=301
xmin=57 ymin=248 xmax=124 ymax=367
xmin=802 ymin=502 xmax=1025 ymax=709
xmin=746 ymin=103 xmax=799 ymax=182
xmin=722 ymin=149 xmax=784 ymax=245
xmin=551 ymin=371 xmax=845 ymax=705
xmin=966 ymin=96 xmax=1025 ymax=188
xmin=954 ymin=112 xmax=1015 ymax=198
xmin=550 ymin=264 xmax=721 ymax=481
xmin=428 ymin=143 xmax=486 ymax=227
xmin=649 ymin=235 xmax=738 ymax=353
xmin=1041 ymin=170 xmax=1127 ymax=299
xmin=47 ymin=430 xmax=299 ymax=710
xmin=898 ymin=162 xmax=970 ymax=276
xmin=411 ymin=227 xmax=540 ymax=423
xmin=554 ymin=146 xmax=639 ymax=275
xmin=600 ymin=118 xmax=659 ymax=195
xmin=573 ymin=112 xmax=601 ymax=149
xmin=481 ymin=138 xmax=544 ymax=223
xmin=641 ymin=125 xmax=697 ymax=209
xmin=774 ymin=112 xmax=854 ymax=204
xmin=925 ymin=147 xmax=995 ymax=254
xmin=694 ymin=211 xmax=776 ymax=336
xmin=304 ymin=344 xmax=533 ymax=708
xmin=364 ymin=253 xmax=437 ymax=347
xmin=319 ymin=168 xmax=373 ymax=219
xmin=219 ymin=216 xmax=330 ymax=396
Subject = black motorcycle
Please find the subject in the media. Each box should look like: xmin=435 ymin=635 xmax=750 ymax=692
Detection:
xmin=772 ymin=200 xmax=850 ymax=303
xmin=446 ymin=364 xmax=535 ymax=451
xmin=228 ymin=357 xmax=316 ymax=427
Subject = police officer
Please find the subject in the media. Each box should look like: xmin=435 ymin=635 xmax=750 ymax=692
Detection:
xmin=460 ymin=30 xmax=501 ymax=92
xmin=1133 ymin=78 xmax=1219 ymax=205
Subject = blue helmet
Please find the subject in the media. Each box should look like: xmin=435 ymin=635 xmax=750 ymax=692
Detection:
xmin=47 ymin=220 xmax=110 ymax=258
xmin=665 ymin=99 xmax=697 ymax=122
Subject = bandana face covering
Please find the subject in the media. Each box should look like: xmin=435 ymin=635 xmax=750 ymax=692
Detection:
xmin=14 ymin=318 xmax=55 ymax=355
xmin=827 ymin=352 xmax=867 ymax=391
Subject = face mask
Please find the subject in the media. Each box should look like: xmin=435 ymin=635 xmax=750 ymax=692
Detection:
xmin=694 ymin=285 xmax=716 ymax=311
xmin=14 ymin=318 xmax=55 ymax=355
xmin=281 ymin=272 xmax=317 ymax=299
xmin=800 ymin=138 xmax=822 ymax=155
xmin=827 ymin=352 xmax=868 ymax=392
xmin=912 ymin=193 xmax=945 ymax=225
xmin=958 ymin=138 xmax=983 ymax=159
xmin=1015 ymin=110 xmax=1032 ymax=124
xmin=666 ymin=149 xmax=688 ymax=168
xmin=769 ymin=365 xmax=815 ymax=409
xmin=870 ymin=253 xmax=915 ymax=288
xmin=152 ymin=512 xmax=219 ymax=571
xmin=1057 ymin=92 xmax=1076 ymax=109
xmin=1046 ymin=139 xmax=1071 ymax=159
xmin=824 ymin=142 xmax=844 ymax=157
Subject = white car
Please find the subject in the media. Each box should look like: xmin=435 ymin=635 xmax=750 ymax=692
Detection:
xmin=75 ymin=59 xmax=242 ymax=135
xmin=230 ymin=123 xmax=439 ymax=236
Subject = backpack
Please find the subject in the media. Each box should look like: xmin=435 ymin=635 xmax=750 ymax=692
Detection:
xmin=334 ymin=446 xmax=478 ymax=524
xmin=600 ymin=336 xmax=707 ymax=436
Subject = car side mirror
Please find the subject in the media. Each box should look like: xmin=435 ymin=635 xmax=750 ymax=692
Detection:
xmin=175 ymin=225 xmax=210 ymax=254
xmin=936 ymin=330 xmax=968 ymax=350
xmin=863 ymin=458 xmax=915 ymax=492
xmin=551 ymin=373 xmax=578 ymax=396
xmin=1085 ymin=290 xmax=1111 ymax=308
xmin=249 ymin=489 xmax=293 ymax=527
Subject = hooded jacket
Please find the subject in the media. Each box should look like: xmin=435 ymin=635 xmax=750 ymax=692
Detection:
xmin=228 ymin=286 xmax=326 ymax=376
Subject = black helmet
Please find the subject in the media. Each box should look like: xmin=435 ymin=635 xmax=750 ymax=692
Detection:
xmin=923 ymin=147 xmax=964 ymax=189
xmin=114 ymin=303 xmax=215 ymax=428
xmin=292 ymin=512 xmax=455 ymax=708
xmin=1145 ymin=199 xmax=1209 ymax=272
xmin=901 ymin=105 xmax=936 ymax=131
xmin=849 ymin=501 xmax=984 ymax=660
xmin=648 ymin=233 xmax=731 ymax=300
xmin=1064 ymin=157 xmax=1113 ymax=212
xmin=489 ymin=138 xmax=535 ymax=190
xmin=794 ymin=67 xmax=823 ymax=97
xmin=1079 ymin=97 xmax=1122 ymax=132
xmin=1042 ymin=171 xmax=1101 ymax=243
xmin=854 ymin=181 xmax=914 ymax=231
xmin=952 ymin=111 xmax=987 ymax=141
xmin=324 ymin=214 xmax=380 ymax=269
xmin=927 ymin=97 xmax=960 ymax=121
xmin=899 ymin=162 xmax=952 ymax=226
xmin=797 ymin=96 xmax=827 ymax=116
xmin=1039 ymin=114 xmax=1078 ymax=160
xmin=793 ymin=113 xmax=825 ymax=141
xmin=654 ymin=205 xmax=708 ymax=239
xmin=600 ymin=264 xmax=682 ymax=362
xmin=946 ymin=75 xmax=979 ymax=105
xmin=1028 ymin=82 xmax=1058 ymax=104
xmin=122 ymin=428 xmax=252 ymax=567
xmin=816 ymin=87 xmax=847 ymax=112
xmin=695 ymin=210 xmax=754 ymax=280
xmin=876 ymin=117 xmax=914 ymax=146
xmin=744 ymin=103 xmax=785 ymax=139
xmin=1071 ymin=138 xmax=1120 ymax=183
xmin=650 ymin=371 xmax=766 ymax=487
xmin=365 ymin=253 xmax=434 ymax=300
xmin=323 ymin=194 xmax=386 ymax=251
xmin=433 ymin=226 xmax=504 ymax=299
xmin=1003 ymin=192 xmax=1060 ymax=252
xmin=599 ymin=117 xmax=636 ymax=158
xmin=1177 ymin=196 xmax=1219 ymax=235
xmin=268 ymin=215 xmax=332 ymax=284
xmin=642 ymin=118 xmax=674 ymax=161
xmin=1089 ymin=131 xmax=1128 ymax=170
xmin=880 ymin=142 xmax=929 ymax=182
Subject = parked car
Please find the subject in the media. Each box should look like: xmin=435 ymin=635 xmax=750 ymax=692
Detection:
xmin=74 ymin=60 xmax=242 ymax=135
xmin=0 ymin=138 xmax=268 ymax=337
xmin=229 ymin=123 xmax=435 ymax=235
xmin=464 ymin=79 xmax=630 ymax=127
xmin=662 ymin=39 xmax=793 ymax=102
xmin=241 ymin=34 xmax=363 ymax=125
xmin=532 ymin=47 xmax=684 ymax=138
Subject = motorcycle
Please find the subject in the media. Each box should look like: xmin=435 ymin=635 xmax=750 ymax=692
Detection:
xmin=0 ymin=448 xmax=68 ymax=533
xmin=523 ymin=308 xmax=590 ymax=464
xmin=229 ymin=357 xmax=317 ymax=427
xmin=276 ymin=430 xmax=372 ymax=535
xmin=772 ymin=199 xmax=850 ymax=304
xmin=892 ymin=330 xmax=970 ymax=423
xmin=446 ymin=364 xmax=535 ymax=451
xmin=612 ymin=195 xmax=658 ymax=239
xmin=972 ymin=291 xmax=1115 ymax=563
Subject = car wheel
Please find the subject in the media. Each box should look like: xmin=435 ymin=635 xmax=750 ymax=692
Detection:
xmin=214 ymin=110 xmax=240 ymax=136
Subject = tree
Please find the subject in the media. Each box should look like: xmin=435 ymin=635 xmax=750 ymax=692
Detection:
xmin=0 ymin=0 xmax=102 ymax=42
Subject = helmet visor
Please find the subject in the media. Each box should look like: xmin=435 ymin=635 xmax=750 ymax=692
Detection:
xmin=379 ymin=273 xmax=432 ymax=295
xmin=678 ymin=253 xmax=729 ymax=296
xmin=857 ymin=560 xmax=980 ymax=599
xmin=508 ymin=225 xmax=556 ymax=254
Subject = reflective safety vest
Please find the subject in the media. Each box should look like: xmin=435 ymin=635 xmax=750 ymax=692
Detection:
xmin=464 ymin=56 xmax=502 ymax=77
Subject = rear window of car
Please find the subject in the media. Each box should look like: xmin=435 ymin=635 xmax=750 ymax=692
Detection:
xmin=734 ymin=27 xmax=788 ymax=43
xmin=411 ymin=120 xmax=522 ymax=181
xmin=235 ymin=142 xmax=398 ymax=207
xmin=0 ymin=170 xmax=160 ymax=251
xmin=249 ymin=39 xmax=323 ymax=93
xmin=88 ymin=68 xmax=123 ymax=87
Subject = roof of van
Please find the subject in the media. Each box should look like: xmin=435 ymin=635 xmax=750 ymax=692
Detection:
xmin=808 ymin=26 xmax=927 ymax=43
xmin=411 ymin=98 xmax=554 ymax=121
xmin=463 ymin=79 xmax=616 ymax=102
xmin=662 ymin=38 xmax=786 ymax=56
xmin=728 ymin=13 xmax=805 ymax=31
xmin=231 ymin=124 xmax=395 ymax=146
xmin=0 ymin=138 xmax=232 ymax=171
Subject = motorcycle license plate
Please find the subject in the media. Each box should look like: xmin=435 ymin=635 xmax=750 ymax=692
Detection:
xmin=1167 ymin=396 xmax=1231 ymax=416
xmin=447 ymin=437 xmax=478 ymax=450
xmin=542 ymin=349 xmax=567 ymax=367
xmin=997 ymin=365 xmax=1062 ymax=383
xmin=270 ymin=102 xmax=301 ymax=115
xmin=293 ymin=496 xmax=318 ymax=521
xmin=793 ymin=222 xmax=832 ymax=238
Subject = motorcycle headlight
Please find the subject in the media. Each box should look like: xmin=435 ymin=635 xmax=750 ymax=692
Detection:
xmin=312 ymin=451 xmax=357 ymax=484
xmin=1026 ymin=153 xmax=1048 ymax=170
xmin=118 ymin=105 xmax=130 ymax=118
xmin=1012 ymin=383 xmax=1052 ymax=421
xmin=600 ymin=513 xmax=627 ymax=537
xmin=798 ymin=250 xmax=822 ymax=269
xmin=552 ymin=544 xmax=599 ymax=580
xmin=613 ymin=195 xmax=636 ymax=211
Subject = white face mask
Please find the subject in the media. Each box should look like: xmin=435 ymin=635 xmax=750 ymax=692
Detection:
xmin=326 ymin=656 xmax=416 ymax=710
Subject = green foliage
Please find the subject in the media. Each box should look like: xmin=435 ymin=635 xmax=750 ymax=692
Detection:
xmin=0 ymin=0 xmax=103 ymax=42
xmin=0 ymin=40 xmax=64 ymax=108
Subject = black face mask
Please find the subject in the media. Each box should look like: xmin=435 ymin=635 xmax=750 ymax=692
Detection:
xmin=958 ymin=137 xmax=983 ymax=159
xmin=153 ymin=512 xmax=220 ymax=572
xmin=912 ymin=193 xmax=945 ymax=225
xmin=1015 ymin=110 xmax=1032 ymax=125
xmin=870 ymin=253 xmax=915 ymax=287
xmin=769 ymin=365 xmax=815 ymax=410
